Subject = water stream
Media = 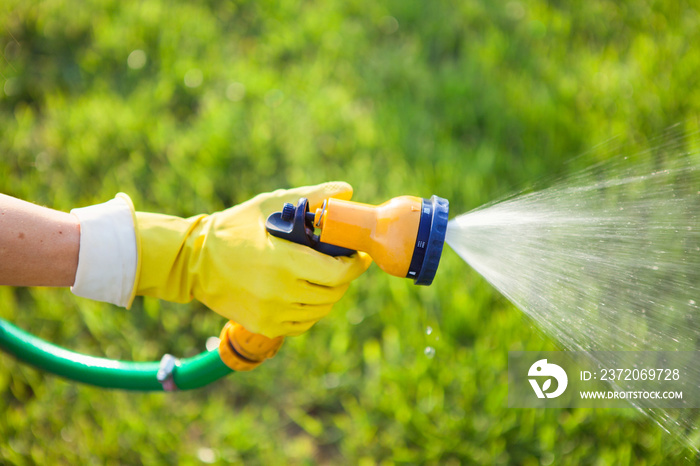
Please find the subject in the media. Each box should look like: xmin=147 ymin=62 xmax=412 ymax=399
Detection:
xmin=445 ymin=129 xmax=700 ymax=450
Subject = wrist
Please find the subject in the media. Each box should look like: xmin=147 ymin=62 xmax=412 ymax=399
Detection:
xmin=70 ymin=194 xmax=138 ymax=307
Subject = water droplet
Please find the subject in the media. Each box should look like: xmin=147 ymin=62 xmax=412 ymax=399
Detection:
xmin=197 ymin=448 xmax=217 ymax=464
xmin=425 ymin=326 xmax=433 ymax=335
xmin=60 ymin=427 xmax=74 ymax=442
xmin=379 ymin=15 xmax=399 ymax=34
xmin=346 ymin=308 xmax=364 ymax=325
xmin=322 ymin=373 xmax=340 ymax=389
xmin=424 ymin=346 xmax=436 ymax=358
xmin=4 ymin=77 xmax=19 ymax=97
xmin=184 ymin=68 xmax=203 ymax=88
xmin=226 ymin=82 xmax=246 ymax=101
xmin=127 ymin=49 xmax=147 ymax=69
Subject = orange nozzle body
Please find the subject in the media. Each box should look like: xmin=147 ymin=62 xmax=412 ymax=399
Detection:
xmin=315 ymin=195 xmax=448 ymax=282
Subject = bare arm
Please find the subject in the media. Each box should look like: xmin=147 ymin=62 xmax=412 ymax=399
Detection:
xmin=0 ymin=194 xmax=80 ymax=287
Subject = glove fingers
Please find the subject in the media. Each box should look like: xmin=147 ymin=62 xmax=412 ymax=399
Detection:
xmin=271 ymin=237 xmax=371 ymax=287
xmin=280 ymin=319 xmax=319 ymax=337
xmin=257 ymin=303 xmax=331 ymax=337
xmin=283 ymin=302 xmax=334 ymax=321
xmin=259 ymin=305 xmax=330 ymax=337
xmin=294 ymin=251 xmax=373 ymax=287
xmin=287 ymin=280 xmax=348 ymax=305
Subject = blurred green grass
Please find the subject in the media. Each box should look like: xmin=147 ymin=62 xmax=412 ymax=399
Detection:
xmin=1 ymin=0 xmax=699 ymax=463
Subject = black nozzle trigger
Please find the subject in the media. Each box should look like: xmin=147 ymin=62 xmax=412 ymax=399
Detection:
xmin=265 ymin=198 xmax=355 ymax=257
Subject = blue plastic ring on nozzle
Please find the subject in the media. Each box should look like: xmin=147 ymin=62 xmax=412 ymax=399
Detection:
xmin=407 ymin=195 xmax=449 ymax=286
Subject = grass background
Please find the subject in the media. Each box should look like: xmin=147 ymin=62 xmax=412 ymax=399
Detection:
xmin=1 ymin=0 xmax=699 ymax=463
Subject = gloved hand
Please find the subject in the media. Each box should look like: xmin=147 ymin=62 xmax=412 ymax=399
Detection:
xmin=133 ymin=182 xmax=372 ymax=337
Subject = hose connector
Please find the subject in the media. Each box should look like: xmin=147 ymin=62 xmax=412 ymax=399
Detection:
xmin=218 ymin=321 xmax=284 ymax=371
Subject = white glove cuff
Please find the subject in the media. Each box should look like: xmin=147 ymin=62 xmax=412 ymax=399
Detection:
xmin=70 ymin=195 xmax=138 ymax=307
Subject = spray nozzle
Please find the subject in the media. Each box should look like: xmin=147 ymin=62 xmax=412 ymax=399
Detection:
xmin=266 ymin=194 xmax=449 ymax=286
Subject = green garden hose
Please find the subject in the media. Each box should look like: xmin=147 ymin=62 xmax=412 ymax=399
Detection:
xmin=0 ymin=317 xmax=233 ymax=391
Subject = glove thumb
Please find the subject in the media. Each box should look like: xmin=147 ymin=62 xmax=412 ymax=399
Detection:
xmin=265 ymin=181 xmax=354 ymax=212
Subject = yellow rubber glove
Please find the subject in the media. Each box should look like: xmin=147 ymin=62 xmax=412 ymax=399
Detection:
xmin=132 ymin=182 xmax=372 ymax=338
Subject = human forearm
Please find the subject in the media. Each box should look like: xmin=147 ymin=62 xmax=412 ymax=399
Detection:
xmin=0 ymin=194 xmax=80 ymax=287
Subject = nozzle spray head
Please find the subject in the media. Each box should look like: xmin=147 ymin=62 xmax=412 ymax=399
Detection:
xmin=266 ymin=194 xmax=449 ymax=285
xmin=407 ymin=195 xmax=450 ymax=285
